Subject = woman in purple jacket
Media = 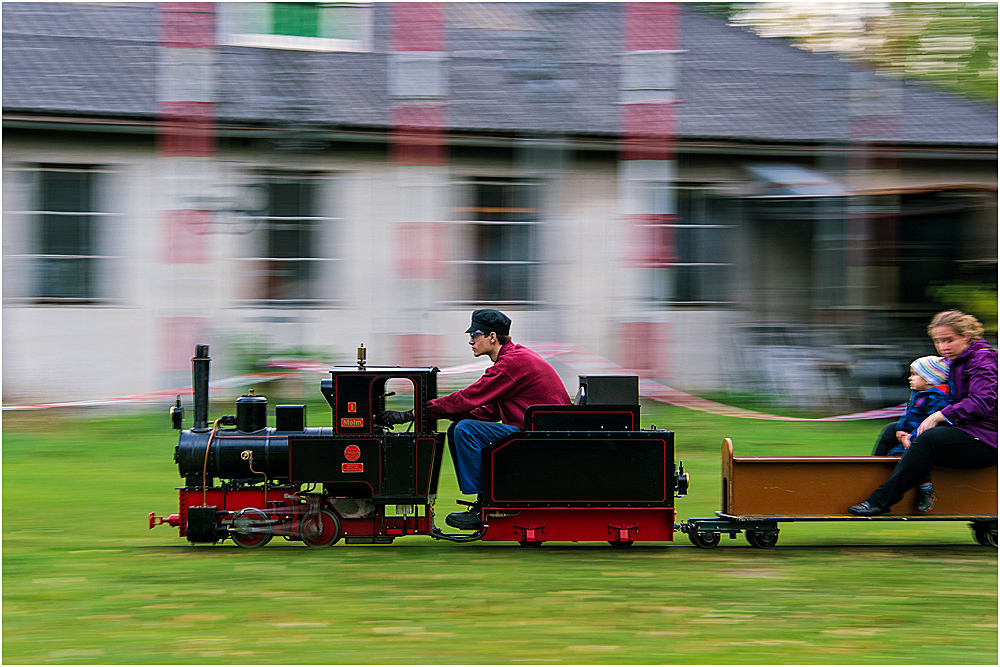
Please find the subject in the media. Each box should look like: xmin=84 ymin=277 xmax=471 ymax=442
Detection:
xmin=850 ymin=310 xmax=998 ymax=515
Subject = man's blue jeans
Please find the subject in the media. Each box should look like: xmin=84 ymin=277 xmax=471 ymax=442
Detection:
xmin=447 ymin=420 xmax=520 ymax=495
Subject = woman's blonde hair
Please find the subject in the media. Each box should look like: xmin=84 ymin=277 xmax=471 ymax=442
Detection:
xmin=928 ymin=310 xmax=984 ymax=341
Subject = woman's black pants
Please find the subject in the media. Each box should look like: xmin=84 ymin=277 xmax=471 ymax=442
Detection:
xmin=871 ymin=422 xmax=931 ymax=484
xmin=867 ymin=425 xmax=997 ymax=508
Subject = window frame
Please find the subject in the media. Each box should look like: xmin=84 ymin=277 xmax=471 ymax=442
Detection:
xmin=657 ymin=185 xmax=739 ymax=307
xmin=220 ymin=2 xmax=373 ymax=53
xmin=233 ymin=170 xmax=341 ymax=309
xmin=446 ymin=176 xmax=544 ymax=307
xmin=9 ymin=164 xmax=119 ymax=305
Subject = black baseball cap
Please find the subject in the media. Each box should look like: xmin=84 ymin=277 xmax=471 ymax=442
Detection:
xmin=465 ymin=309 xmax=511 ymax=336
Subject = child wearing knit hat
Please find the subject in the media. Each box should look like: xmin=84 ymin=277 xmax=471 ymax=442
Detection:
xmin=885 ymin=355 xmax=952 ymax=511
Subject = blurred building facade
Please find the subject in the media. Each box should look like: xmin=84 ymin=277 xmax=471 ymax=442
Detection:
xmin=3 ymin=2 xmax=997 ymax=407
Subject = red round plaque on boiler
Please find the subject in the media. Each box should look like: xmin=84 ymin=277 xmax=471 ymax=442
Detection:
xmin=344 ymin=445 xmax=361 ymax=462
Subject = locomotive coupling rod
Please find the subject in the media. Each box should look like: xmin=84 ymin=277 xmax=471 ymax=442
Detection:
xmin=429 ymin=526 xmax=487 ymax=543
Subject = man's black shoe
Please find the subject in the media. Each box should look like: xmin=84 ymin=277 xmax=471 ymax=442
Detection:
xmin=848 ymin=500 xmax=889 ymax=516
xmin=445 ymin=509 xmax=482 ymax=530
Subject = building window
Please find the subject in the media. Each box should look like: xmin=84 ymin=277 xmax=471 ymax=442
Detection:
xmin=667 ymin=188 xmax=737 ymax=305
xmin=390 ymin=51 xmax=448 ymax=99
xmin=237 ymin=171 xmax=337 ymax=307
xmin=452 ymin=177 xmax=541 ymax=305
xmin=620 ymin=50 xmax=680 ymax=104
xmin=221 ymin=2 xmax=373 ymax=52
xmin=25 ymin=165 xmax=113 ymax=303
xmin=272 ymin=2 xmax=321 ymax=38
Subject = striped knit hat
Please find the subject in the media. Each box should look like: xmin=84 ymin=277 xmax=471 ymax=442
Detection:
xmin=911 ymin=355 xmax=949 ymax=386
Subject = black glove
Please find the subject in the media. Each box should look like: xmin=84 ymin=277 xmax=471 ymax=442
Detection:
xmin=375 ymin=410 xmax=414 ymax=427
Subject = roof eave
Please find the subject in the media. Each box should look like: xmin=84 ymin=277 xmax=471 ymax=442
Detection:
xmin=3 ymin=111 xmax=997 ymax=160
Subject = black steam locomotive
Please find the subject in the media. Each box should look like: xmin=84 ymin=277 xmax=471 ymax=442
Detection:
xmin=149 ymin=345 xmax=687 ymax=547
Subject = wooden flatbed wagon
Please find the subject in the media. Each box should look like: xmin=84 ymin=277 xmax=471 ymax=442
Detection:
xmin=681 ymin=438 xmax=998 ymax=548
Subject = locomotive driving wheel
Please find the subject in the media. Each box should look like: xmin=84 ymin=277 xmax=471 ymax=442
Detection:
xmin=300 ymin=509 xmax=341 ymax=547
xmin=231 ymin=508 xmax=273 ymax=549
xmin=745 ymin=529 xmax=779 ymax=549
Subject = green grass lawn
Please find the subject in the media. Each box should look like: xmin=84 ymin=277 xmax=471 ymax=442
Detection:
xmin=3 ymin=403 xmax=997 ymax=664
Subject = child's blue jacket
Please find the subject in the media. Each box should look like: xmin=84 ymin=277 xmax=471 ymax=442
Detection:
xmin=896 ymin=385 xmax=951 ymax=434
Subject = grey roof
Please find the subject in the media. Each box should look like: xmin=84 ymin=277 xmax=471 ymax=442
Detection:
xmin=3 ymin=2 xmax=997 ymax=146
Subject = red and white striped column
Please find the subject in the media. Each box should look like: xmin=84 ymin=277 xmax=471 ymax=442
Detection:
xmin=157 ymin=2 xmax=217 ymax=385
xmin=390 ymin=2 xmax=448 ymax=367
xmin=846 ymin=57 xmax=903 ymax=311
xmin=617 ymin=2 xmax=679 ymax=379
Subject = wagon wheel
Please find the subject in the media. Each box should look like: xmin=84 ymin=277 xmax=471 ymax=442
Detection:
xmin=518 ymin=540 xmax=544 ymax=548
xmin=745 ymin=529 xmax=779 ymax=549
xmin=972 ymin=522 xmax=998 ymax=548
xmin=608 ymin=540 xmax=634 ymax=548
xmin=687 ymin=529 xmax=721 ymax=549
xmin=300 ymin=509 xmax=341 ymax=547
xmin=231 ymin=508 xmax=273 ymax=549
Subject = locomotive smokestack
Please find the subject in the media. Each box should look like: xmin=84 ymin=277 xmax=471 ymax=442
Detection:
xmin=192 ymin=344 xmax=210 ymax=431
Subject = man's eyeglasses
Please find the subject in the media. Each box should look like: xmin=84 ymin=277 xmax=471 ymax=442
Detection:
xmin=469 ymin=331 xmax=488 ymax=340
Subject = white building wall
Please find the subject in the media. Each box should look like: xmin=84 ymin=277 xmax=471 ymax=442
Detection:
xmin=3 ymin=138 xmax=170 ymax=401
xmin=4 ymin=134 xmax=744 ymax=404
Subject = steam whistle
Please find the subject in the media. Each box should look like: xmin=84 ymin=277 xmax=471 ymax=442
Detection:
xmin=357 ymin=343 xmax=367 ymax=370
xmin=170 ymin=395 xmax=184 ymax=430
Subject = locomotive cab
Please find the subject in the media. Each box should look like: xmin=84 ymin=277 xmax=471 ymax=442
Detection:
xmin=296 ymin=364 xmax=445 ymax=504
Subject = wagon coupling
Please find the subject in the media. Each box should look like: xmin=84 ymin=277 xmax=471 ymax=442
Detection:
xmin=674 ymin=461 xmax=689 ymax=497
xmin=148 ymin=512 xmax=180 ymax=529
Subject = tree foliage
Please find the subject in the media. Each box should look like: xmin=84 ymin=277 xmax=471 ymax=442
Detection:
xmin=704 ymin=2 xmax=998 ymax=104
xmin=866 ymin=3 xmax=998 ymax=104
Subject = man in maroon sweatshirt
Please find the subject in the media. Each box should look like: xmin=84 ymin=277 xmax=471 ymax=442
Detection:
xmin=377 ymin=309 xmax=571 ymax=529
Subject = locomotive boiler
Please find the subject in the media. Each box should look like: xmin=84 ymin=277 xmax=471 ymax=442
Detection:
xmin=149 ymin=345 xmax=688 ymax=547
